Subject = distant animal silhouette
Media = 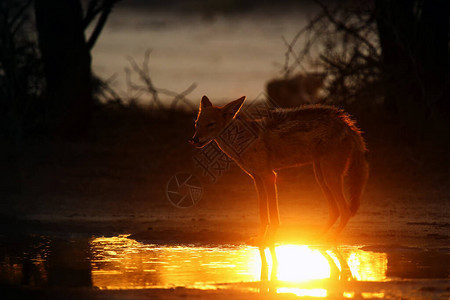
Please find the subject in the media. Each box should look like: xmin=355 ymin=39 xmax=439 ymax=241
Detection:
xmin=189 ymin=96 xmax=369 ymax=245
xmin=267 ymin=73 xmax=326 ymax=107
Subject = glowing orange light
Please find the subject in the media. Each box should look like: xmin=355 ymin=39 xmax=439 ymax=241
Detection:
xmin=347 ymin=250 xmax=387 ymax=281
xmin=277 ymin=287 xmax=327 ymax=297
xmin=274 ymin=245 xmax=331 ymax=282
xmin=89 ymin=235 xmax=389 ymax=296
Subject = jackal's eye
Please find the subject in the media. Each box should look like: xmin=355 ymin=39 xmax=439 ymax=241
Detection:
xmin=206 ymin=122 xmax=215 ymax=128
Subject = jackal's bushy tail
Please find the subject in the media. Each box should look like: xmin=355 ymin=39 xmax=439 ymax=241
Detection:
xmin=347 ymin=133 xmax=369 ymax=217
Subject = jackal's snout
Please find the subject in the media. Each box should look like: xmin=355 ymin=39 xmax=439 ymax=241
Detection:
xmin=188 ymin=135 xmax=199 ymax=146
xmin=188 ymin=133 xmax=207 ymax=148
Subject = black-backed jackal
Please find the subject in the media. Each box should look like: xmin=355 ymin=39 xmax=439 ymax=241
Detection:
xmin=189 ymin=96 xmax=369 ymax=245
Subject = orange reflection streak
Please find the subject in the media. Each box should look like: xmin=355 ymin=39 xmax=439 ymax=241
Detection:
xmin=346 ymin=250 xmax=387 ymax=281
xmin=90 ymin=236 xmax=389 ymax=295
xmin=90 ymin=235 xmax=260 ymax=289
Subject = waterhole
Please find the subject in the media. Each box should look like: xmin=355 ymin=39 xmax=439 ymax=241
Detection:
xmin=1 ymin=235 xmax=448 ymax=298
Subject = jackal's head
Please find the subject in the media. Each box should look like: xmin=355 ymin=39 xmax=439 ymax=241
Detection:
xmin=189 ymin=95 xmax=245 ymax=148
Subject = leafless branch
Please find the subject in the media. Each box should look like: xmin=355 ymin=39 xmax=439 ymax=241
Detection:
xmin=312 ymin=0 xmax=380 ymax=58
xmin=95 ymin=73 xmax=122 ymax=103
xmin=126 ymin=50 xmax=164 ymax=109
xmin=84 ymin=0 xmax=102 ymax=28
xmin=280 ymin=0 xmax=382 ymax=104
xmin=9 ymin=0 xmax=33 ymax=32
xmin=161 ymin=83 xmax=197 ymax=111
xmin=125 ymin=50 xmax=197 ymax=112
xmin=281 ymin=11 xmax=326 ymax=77
xmin=85 ymin=0 xmax=121 ymax=50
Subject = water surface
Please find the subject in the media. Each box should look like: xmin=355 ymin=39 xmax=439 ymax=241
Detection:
xmin=1 ymin=235 xmax=448 ymax=298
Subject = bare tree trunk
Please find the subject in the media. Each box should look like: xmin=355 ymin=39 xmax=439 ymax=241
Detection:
xmin=418 ymin=0 xmax=449 ymax=126
xmin=375 ymin=0 xmax=415 ymax=114
xmin=35 ymin=0 xmax=93 ymax=138
xmin=375 ymin=0 xmax=449 ymax=138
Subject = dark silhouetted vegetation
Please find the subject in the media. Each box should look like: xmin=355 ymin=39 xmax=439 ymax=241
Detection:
xmin=34 ymin=0 xmax=120 ymax=138
xmin=283 ymin=0 xmax=449 ymax=141
xmin=0 ymin=0 xmax=120 ymax=144
xmin=0 ymin=0 xmax=448 ymax=222
xmin=0 ymin=0 xmax=44 ymax=144
xmin=35 ymin=0 xmax=94 ymax=138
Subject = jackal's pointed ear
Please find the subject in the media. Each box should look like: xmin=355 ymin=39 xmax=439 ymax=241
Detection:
xmin=223 ymin=96 xmax=245 ymax=118
xmin=200 ymin=96 xmax=212 ymax=109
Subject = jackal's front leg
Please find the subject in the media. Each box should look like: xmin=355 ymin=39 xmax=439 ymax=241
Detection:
xmin=248 ymin=174 xmax=269 ymax=246
xmin=262 ymin=172 xmax=280 ymax=245
xmin=249 ymin=172 xmax=279 ymax=247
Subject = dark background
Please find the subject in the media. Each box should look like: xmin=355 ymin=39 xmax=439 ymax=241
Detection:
xmin=0 ymin=0 xmax=448 ymax=247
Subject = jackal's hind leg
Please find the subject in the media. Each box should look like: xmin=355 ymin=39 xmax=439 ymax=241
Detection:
xmin=323 ymin=173 xmax=350 ymax=237
xmin=314 ymin=162 xmax=339 ymax=235
xmin=320 ymin=156 xmax=351 ymax=238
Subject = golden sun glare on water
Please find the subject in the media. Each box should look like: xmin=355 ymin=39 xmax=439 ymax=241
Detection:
xmin=90 ymin=236 xmax=387 ymax=298
xmin=261 ymin=245 xmax=332 ymax=297
xmin=272 ymin=245 xmax=331 ymax=282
